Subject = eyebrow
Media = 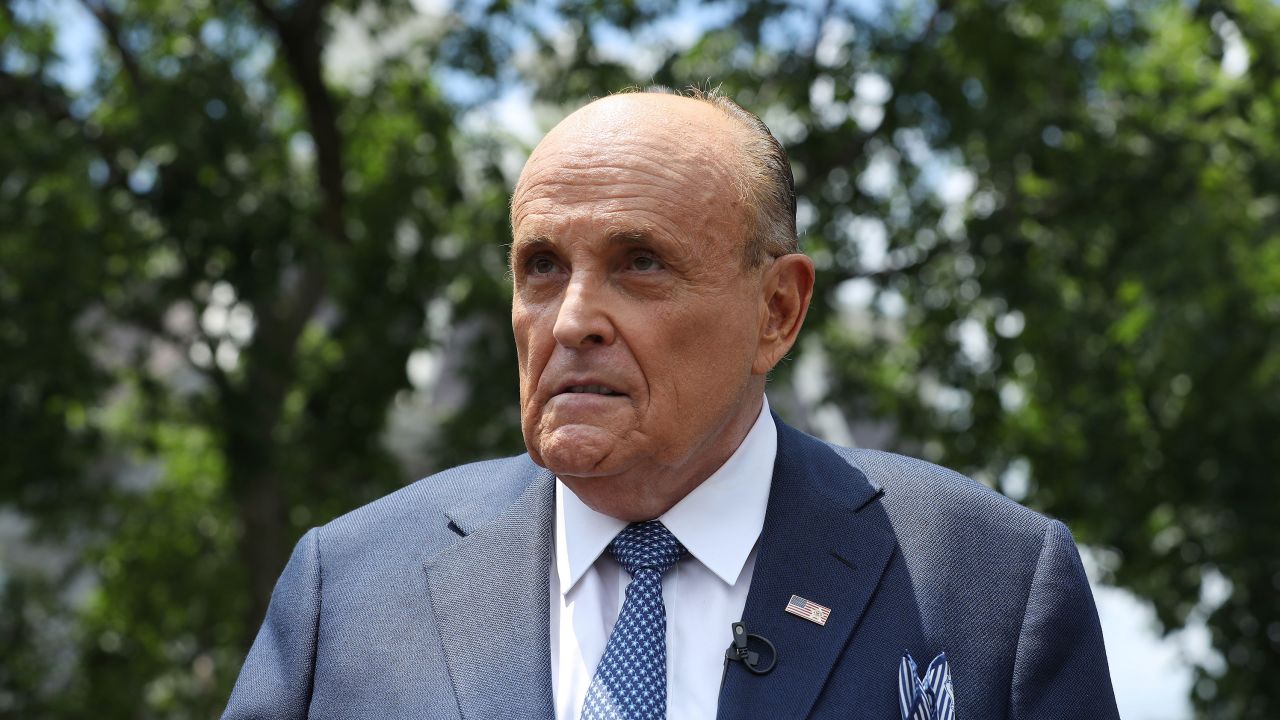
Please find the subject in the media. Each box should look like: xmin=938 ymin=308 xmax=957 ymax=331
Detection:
xmin=603 ymin=228 xmax=656 ymax=247
xmin=508 ymin=235 xmax=551 ymax=267
xmin=511 ymin=235 xmax=553 ymax=252
xmin=511 ymin=228 xmax=658 ymax=255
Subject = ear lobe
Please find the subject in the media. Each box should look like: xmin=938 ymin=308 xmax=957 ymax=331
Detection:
xmin=753 ymin=254 xmax=816 ymax=375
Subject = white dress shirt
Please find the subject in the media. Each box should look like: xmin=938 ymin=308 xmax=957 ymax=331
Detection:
xmin=550 ymin=397 xmax=777 ymax=720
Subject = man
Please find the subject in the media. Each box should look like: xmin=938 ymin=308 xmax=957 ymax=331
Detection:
xmin=224 ymin=89 xmax=1120 ymax=719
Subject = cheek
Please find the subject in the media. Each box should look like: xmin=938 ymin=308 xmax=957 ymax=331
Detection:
xmin=643 ymin=303 xmax=757 ymax=406
xmin=512 ymin=306 xmax=548 ymax=393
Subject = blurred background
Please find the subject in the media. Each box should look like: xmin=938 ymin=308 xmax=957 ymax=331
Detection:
xmin=2 ymin=0 xmax=1278 ymax=717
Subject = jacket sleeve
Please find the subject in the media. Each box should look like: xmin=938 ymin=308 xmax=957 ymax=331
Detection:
xmin=1007 ymin=519 xmax=1120 ymax=719
xmin=222 ymin=528 xmax=322 ymax=720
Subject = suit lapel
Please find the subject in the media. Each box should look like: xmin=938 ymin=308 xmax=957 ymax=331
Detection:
xmin=718 ymin=421 xmax=897 ymax=720
xmin=423 ymin=468 xmax=556 ymax=719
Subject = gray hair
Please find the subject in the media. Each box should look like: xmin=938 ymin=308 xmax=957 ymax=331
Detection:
xmin=632 ymin=85 xmax=798 ymax=266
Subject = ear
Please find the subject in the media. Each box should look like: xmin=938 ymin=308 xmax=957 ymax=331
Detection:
xmin=753 ymin=253 xmax=816 ymax=375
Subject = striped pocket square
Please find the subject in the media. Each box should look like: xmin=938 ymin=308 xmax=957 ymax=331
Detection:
xmin=898 ymin=651 xmax=956 ymax=720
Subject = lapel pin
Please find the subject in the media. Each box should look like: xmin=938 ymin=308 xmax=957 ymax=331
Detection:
xmin=785 ymin=594 xmax=832 ymax=626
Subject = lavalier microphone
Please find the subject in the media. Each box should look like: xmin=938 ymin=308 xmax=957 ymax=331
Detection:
xmin=723 ymin=621 xmax=777 ymax=675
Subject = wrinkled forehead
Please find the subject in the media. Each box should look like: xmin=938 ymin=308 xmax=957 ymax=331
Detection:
xmin=514 ymin=147 xmax=727 ymax=224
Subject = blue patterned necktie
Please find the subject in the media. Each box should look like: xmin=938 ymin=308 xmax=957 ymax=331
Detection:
xmin=580 ymin=521 xmax=687 ymax=720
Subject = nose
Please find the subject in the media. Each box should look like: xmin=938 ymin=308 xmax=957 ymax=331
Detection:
xmin=552 ymin=275 xmax=615 ymax=348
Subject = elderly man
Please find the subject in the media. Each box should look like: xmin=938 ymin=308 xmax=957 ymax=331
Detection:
xmin=224 ymin=90 xmax=1120 ymax=719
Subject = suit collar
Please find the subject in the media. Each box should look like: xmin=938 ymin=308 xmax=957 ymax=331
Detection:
xmin=718 ymin=418 xmax=896 ymax=720
xmin=424 ymin=466 xmax=557 ymax=719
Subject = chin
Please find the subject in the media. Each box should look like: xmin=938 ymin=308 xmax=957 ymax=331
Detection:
xmin=533 ymin=422 xmax=630 ymax=478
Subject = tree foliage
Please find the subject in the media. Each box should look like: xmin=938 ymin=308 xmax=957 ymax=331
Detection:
xmin=2 ymin=0 xmax=490 ymax=713
xmin=2 ymin=0 xmax=1278 ymax=716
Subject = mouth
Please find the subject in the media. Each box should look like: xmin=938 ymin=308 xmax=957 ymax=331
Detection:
xmin=555 ymin=382 xmax=626 ymax=397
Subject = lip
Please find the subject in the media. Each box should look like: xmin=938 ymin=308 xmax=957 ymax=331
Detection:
xmin=551 ymin=378 xmax=628 ymax=398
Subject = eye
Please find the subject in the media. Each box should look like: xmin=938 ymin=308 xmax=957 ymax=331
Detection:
xmin=527 ymin=255 xmax=560 ymax=275
xmin=628 ymin=254 xmax=663 ymax=272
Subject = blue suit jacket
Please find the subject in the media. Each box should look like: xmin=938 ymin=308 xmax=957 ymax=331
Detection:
xmin=224 ymin=420 xmax=1120 ymax=719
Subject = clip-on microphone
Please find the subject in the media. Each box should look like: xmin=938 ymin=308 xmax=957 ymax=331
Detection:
xmin=723 ymin=621 xmax=777 ymax=675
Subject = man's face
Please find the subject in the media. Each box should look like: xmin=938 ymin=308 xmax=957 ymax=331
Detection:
xmin=510 ymin=95 xmax=770 ymax=519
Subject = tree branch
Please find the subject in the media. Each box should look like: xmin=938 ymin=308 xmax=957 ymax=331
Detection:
xmin=235 ymin=0 xmax=347 ymax=626
xmin=243 ymin=0 xmax=349 ymax=408
xmin=116 ymin=302 xmax=233 ymax=390
xmin=246 ymin=0 xmax=285 ymax=33
xmin=76 ymin=0 xmax=144 ymax=89
xmin=248 ymin=0 xmax=346 ymax=308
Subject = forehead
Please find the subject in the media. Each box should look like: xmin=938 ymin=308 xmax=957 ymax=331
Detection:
xmin=515 ymin=151 xmax=722 ymax=230
xmin=511 ymin=98 xmax=747 ymax=243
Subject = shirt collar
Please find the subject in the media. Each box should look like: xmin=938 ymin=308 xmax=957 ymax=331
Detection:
xmin=555 ymin=396 xmax=777 ymax=594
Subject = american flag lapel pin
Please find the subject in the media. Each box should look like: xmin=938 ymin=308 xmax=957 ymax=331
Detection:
xmin=785 ymin=594 xmax=832 ymax=626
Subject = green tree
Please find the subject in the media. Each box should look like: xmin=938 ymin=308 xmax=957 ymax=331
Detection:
xmin=2 ymin=0 xmax=514 ymax=713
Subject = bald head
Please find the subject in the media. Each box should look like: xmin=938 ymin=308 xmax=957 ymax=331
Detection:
xmin=512 ymin=90 xmax=797 ymax=266
xmin=529 ymin=92 xmax=739 ymax=153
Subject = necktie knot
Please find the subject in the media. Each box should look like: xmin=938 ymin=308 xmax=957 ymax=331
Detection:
xmin=609 ymin=521 xmax=685 ymax=577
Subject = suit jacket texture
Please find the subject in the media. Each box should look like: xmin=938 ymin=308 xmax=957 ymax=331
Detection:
xmin=223 ymin=419 xmax=1120 ymax=719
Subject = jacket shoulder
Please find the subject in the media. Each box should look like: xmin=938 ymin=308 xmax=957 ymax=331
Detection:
xmin=832 ymin=444 xmax=1053 ymax=540
xmin=313 ymin=454 xmax=544 ymax=566
xmin=818 ymin=441 xmax=1064 ymax=599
